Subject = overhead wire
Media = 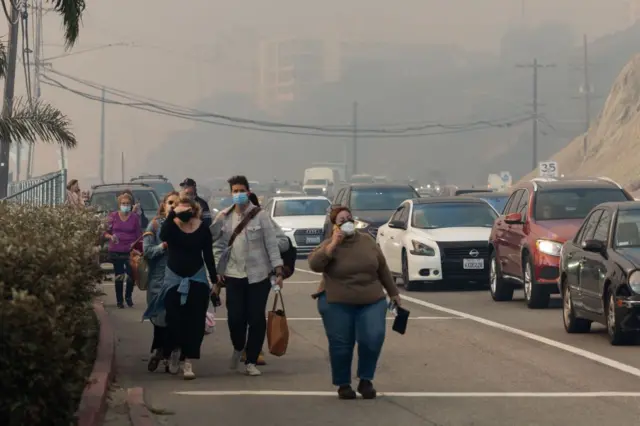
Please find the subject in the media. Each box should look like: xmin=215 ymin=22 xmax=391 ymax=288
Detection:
xmin=42 ymin=67 xmax=534 ymax=134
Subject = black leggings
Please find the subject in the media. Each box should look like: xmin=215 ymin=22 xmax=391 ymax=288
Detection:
xmin=225 ymin=277 xmax=271 ymax=365
xmin=164 ymin=281 xmax=210 ymax=359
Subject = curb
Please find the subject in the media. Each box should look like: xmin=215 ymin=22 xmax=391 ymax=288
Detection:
xmin=77 ymin=302 xmax=116 ymax=426
xmin=127 ymin=388 xmax=156 ymax=426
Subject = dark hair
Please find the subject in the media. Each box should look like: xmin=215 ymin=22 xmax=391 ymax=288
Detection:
xmin=329 ymin=206 xmax=351 ymax=224
xmin=228 ymin=175 xmax=250 ymax=190
xmin=66 ymin=179 xmax=78 ymax=190
xmin=248 ymin=192 xmax=260 ymax=207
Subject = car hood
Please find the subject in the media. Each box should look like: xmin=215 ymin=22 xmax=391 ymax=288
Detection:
xmin=412 ymin=227 xmax=492 ymax=242
xmin=534 ymin=219 xmax=584 ymax=242
xmin=352 ymin=210 xmax=396 ymax=226
xmin=615 ymin=247 xmax=640 ymax=267
xmin=273 ymin=215 xmax=326 ymax=230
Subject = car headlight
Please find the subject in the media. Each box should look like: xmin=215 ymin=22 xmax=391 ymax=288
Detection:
xmin=354 ymin=220 xmax=369 ymax=229
xmin=629 ymin=271 xmax=640 ymax=293
xmin=410 ymin=240 xmax=436 ymax=256
xmin=536 ymin=239 xmax=562 ymax=256
xmin=322 ymin=187 xmax=327 ymax=192
xmin=281 ymin=227 xmax=294 ymax=232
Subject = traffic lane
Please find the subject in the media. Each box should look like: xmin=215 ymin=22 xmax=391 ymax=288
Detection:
xmin=109 ymin=279 xmax=640 ymax=426
xmin=397 ymin=284 xmax=640 ymax=370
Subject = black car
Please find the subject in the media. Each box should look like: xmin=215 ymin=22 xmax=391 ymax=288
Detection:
xmin=560 ymin=201 xmax=640 ymax=345
xmin=463 ymin=191 xmax=509 ymax=214
xmin=130 ymin=174 xmax=175 ymax=198
xmin=323 ymin=183 xmax=420 ymax=240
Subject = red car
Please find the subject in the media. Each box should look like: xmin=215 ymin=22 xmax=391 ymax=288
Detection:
xmin=489 ymin=177 xmax=632 ymax=309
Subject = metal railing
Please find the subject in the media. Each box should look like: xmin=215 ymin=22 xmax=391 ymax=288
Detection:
xmin=2 ymin=169 xmax=68 ymax=206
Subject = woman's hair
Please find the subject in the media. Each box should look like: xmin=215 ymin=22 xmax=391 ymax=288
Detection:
xmin=117 ymin=192 xmax=134 ymax=205
xmin=177 ymin=194 xmax=202 ymax=218
xmin=248 ymin=192 xmax=260 ymax=207
xmin=66 ymin=179 xmax=78 ymax=190
xmin=329 ymin=206 xmax=351 ymax=224
xmin=156 ymin=191 xmax=180 ymax=219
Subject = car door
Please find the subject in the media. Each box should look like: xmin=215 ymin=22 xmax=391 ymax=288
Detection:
xmin=380 ymin=204 xmax=408 ymax=272
xmin=580 ymin=209 xmax=611 ymax=315
xmin=565 ymin=210 xmax=601 ymax=310
xmin=509 ymin=189 xmax=530 ymax=278
xmin=500 ymin=189 xmax=524 ymax=277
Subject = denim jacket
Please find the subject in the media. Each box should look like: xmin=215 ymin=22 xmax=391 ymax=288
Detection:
xmin=142 ymin=218 xmax=167 ymax=326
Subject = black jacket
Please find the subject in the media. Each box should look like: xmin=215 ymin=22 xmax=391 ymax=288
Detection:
xmin=196 ymin=196 xmax=212 ymax=228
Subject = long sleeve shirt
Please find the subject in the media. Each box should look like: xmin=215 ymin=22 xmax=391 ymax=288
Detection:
xmin=107 ymin=211 xmax=142 ymax=253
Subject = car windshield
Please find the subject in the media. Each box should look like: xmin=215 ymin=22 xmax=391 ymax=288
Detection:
xmin=306 ymin=179 xmax=328 ymax=185
xmin=479 ymin=196 xmax=508 ymax=213
xmin=350 ymin=187 xmax=417 ymax=211
xmin=90 ymin=190 xmax=159 ymax=212
xmin=615 ymin=210 xmax=640 ymax=248
xmin=534 ymin=188 xmax=629 ymax=220
xmin=412 ymin=202 xmax=498 ymax=229
xmin=142 ymin=181 xmax=174 ymax=198
xmin=274 ymin=199 xmax=330 ymax=216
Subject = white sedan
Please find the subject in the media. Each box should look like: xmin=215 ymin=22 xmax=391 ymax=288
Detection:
xmin=376 ymin=197 xmax=498 ymax=291
xmin=263 ymin=196 xmax=331 ymax=256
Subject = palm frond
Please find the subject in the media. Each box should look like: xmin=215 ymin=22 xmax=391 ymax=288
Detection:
xmin=48 ymin=0 xmax=85 ymax=48
xmin=0 ymin=41 xmax=6 ymax=79
xmin=0 ymin=97 xmax=77 ymax=148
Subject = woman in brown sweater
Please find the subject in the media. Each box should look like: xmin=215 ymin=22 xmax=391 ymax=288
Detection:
xmin=308 ymin=206 xmax=401 ymax=400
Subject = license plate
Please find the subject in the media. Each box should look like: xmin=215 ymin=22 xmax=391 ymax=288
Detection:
xmin=305 ymin=236 xmax=321 ymax=245
xmin=463 ymin=259 xmax=484 ymax=269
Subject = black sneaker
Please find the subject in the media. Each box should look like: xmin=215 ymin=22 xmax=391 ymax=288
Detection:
xmin=126 ymin=298 xmax=134 ymax=307
xmin=357 ymin=380 xmax=377 ymax=399
xmin=337 ymin=385 xmax=357 ymax=400
xmin=117 ymin=303 xmax=125 ymax=309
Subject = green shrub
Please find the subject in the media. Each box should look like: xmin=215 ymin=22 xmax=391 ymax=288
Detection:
xmin=0 ymin=203 xmax=105 ymax=426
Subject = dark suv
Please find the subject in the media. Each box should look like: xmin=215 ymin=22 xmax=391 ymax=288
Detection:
xmin=323 ymin=183 xmax=420 ymax=239
xmin=489 ymin=177 xmax=633 ymax=309
xmin=130 ymin=174 xmax=175 ymax=198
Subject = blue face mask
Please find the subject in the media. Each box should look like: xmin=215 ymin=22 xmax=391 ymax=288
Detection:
xmin=120 ymin=205 xmax=131 ymax=213
xmin=233 ymin=192 xmax=249 ymax=205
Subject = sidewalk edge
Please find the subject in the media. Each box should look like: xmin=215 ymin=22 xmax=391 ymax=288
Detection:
xmin=76 ymin=301 xmax=116 ymax=426
xmin=127 ymin=387 xmax=157 ymax=426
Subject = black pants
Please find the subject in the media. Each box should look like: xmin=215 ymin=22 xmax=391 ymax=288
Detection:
xmin=150 ymin=325 xmax=169 ymax=356
xmin=110 ymin=253 xmax=133 ymax=304
xmin=164 ymin=281 xmax=210 ymax=359
xmin=225 ymin=277 xmax=271 ymax=365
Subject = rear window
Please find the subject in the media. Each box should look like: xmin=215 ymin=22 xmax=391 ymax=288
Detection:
xmin=90 ymin=190 xmax=159 ymax=213
xmin=534 ymin=188 xmax=629 ymax=220
xmin=350 ymin=187 xmax=418 ymax=211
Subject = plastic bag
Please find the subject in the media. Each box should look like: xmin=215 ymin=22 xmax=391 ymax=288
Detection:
xmin=205 ymin=311 xmax=216 ymax=335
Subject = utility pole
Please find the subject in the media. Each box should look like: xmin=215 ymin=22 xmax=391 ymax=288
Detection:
xmin=27 ymin=0 xmax=43 ymax=179
xmin=516 ymin=58 xmax=555 ymax=171
xmin=99 ymin=87 xmax=106 ymax=183
xmin=351 ymin=101 xmax=358 ymax=178
xmin=0 ymin=4 xmax=21 ymax=198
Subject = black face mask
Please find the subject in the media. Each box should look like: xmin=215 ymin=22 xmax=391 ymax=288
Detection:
xmin=176 ymin=210 xmax=193 ymax=222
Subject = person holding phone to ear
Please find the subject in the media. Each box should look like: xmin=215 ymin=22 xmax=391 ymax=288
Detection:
xmin=308 ymin=206 xmax=401 ymax=400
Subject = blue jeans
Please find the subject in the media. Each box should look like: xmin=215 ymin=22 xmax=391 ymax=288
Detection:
xmin=318 ymin=294 xmax=387 ymax=386
xmin=110 ymin=252 xmax=133 ymax=304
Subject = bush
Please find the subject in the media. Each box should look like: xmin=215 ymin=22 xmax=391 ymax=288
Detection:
xmin=0 ymin=203 xmax=105 ymax=426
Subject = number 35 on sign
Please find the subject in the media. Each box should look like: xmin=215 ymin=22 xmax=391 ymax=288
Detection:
xmin=539 ymin=161 xmax=558 ymax=178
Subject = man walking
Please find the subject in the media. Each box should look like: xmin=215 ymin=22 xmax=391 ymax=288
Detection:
xmin=180 ymin=178 xmax=213 ymax=227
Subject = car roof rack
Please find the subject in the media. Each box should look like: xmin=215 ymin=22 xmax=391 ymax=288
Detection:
xmin=596 ymin=176 xmax=623 ymax=189
xmin=131 ymin=174 xmax=167 ymax=181
xmin=91 ymin=182 xmax=151 ymax=189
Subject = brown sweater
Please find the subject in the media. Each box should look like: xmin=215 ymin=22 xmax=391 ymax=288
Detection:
xmin=308 ymin=232 xmax=399 ymax=304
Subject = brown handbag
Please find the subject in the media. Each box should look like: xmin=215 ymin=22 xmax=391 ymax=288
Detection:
xmin=266 ymin=292 xmax=289 ymax=357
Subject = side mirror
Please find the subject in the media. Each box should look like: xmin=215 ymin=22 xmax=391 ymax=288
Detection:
xmin=388 ymin=220 xmax=406 ymax=230
xmin=504 ymin=212 xmax=523 ymax=224
xmin=582 ymin=239 xmax=605 ymax=253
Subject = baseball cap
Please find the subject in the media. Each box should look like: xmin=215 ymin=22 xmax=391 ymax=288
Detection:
xmin=180 ymin=178 xmax=197 ymax=187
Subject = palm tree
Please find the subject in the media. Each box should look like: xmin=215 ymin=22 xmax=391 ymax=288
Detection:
xmin=0 ymin=0 xmax=84 ymax=148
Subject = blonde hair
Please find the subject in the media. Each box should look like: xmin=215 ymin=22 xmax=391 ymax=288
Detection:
xmin=117 ymin=193 xmax=133 ymax=205
xmin=177 ymin=194 xmax=202 ymax=218
xmin=157 ymin=191 xmax=180 ymax=218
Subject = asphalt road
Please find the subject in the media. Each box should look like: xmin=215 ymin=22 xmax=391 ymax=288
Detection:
xmin=102 ymin=260 xmax=640 ymax=426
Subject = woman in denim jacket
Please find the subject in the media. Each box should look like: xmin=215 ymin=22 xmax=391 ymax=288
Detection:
xmin=142 ymin=191 xmax=179 ymax=373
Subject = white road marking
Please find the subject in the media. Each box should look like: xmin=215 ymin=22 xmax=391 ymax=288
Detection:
xmin=174 ymin=390 xmax=640 ymax=398
xmin=211 ymin=316 xmax=463 ymax=321
xmin=296 ymin=267 xmax=640 ymax=380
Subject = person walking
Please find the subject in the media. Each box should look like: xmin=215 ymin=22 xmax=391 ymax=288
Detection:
xmin=308 ymin=206 xmax=401 ymax=400
xmin=66 ymin=179 xmax=84 ymax=207
xmin=121 ymin=189 xmax=149 ymax=229
xmin=104 ymin=192 xmax=142 ymax=308
xmin=155 ymin=194 xmax=217 ymax=380
xmin=210 ymin=175 xmax=284 ymax=376
xmin=180 ymin=178 xmax=213 ymax=227
xmin=142 ymin=191 xmax=179 ymax=373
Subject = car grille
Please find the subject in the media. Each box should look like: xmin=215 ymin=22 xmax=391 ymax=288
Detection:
xmin=304 ymin=188 xmax=325 ymax=195
xmin=436 ymin=241 xmax=490 ymax=281
xmin=293 ymin=228 xmax=324 ymax=254
xmin=367 ymin=227 xmax=378 ymax=238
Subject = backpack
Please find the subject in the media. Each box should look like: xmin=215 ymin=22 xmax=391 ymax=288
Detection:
xmin=280 ymin=237 xmax=297 ymax=279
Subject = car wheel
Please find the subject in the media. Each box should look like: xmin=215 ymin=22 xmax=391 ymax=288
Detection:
xmin=606 ymin=290 xmax=633 ymax=345
xmin=562 ymin=280 xmax=591 ymax=333
xmin=489 ymin=251 xmax=513 ymax=301
xmin=523 ymin=256 xmax=550 ymax=309
xmin=402 ymin=251 xmax=419 ymax=292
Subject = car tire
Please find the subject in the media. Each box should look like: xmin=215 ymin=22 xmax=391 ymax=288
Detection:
xmin=562 ymin=280 xmax=591 ymax=333
xmin=402 ymin=250 xmax=419 ymax=292
xmin=489 ymin=251 xmax=513 ymax=301
xmin=523 ymin=256 xmax=551 ymax=309
xmin=606 ymin=290 xmax=633 ymax=346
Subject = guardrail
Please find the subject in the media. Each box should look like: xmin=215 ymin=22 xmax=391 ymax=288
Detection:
xmin=2 ymin=169 xmax=68 ymax=206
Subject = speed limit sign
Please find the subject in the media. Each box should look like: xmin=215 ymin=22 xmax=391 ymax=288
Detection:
xmin=539 ymin=161 xmax=558 ymax=178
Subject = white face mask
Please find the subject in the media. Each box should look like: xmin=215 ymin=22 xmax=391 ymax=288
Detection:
xmin=340 ymin=221 xmax=355 ymax=235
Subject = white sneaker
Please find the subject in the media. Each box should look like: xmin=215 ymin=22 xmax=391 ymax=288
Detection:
xmin=168 ymin=350 xmax=181 ymax=375
xmin=183 ymin=361 xmax=195 ymax=380
xmin=229 ymin=350 xmax=242 ymax=370
xmin=245 ymin=363 xmax=262 ymax=376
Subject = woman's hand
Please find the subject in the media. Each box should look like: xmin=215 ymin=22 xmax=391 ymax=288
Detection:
xmin=216 ymin=275 xmax=225 ymax=285
xmin=326 ymin=229 xmax=343 ymax=255
xmin=390 ymin=294 xmax=402 ymax=307
xmin=174 ymin=205 xmax=190 ymax=213
xmin=161 ymin=242 xmax=168 ymax=249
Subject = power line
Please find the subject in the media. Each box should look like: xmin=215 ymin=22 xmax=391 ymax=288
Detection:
xmin=39 ymin=74 xmax=533 ymax=139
